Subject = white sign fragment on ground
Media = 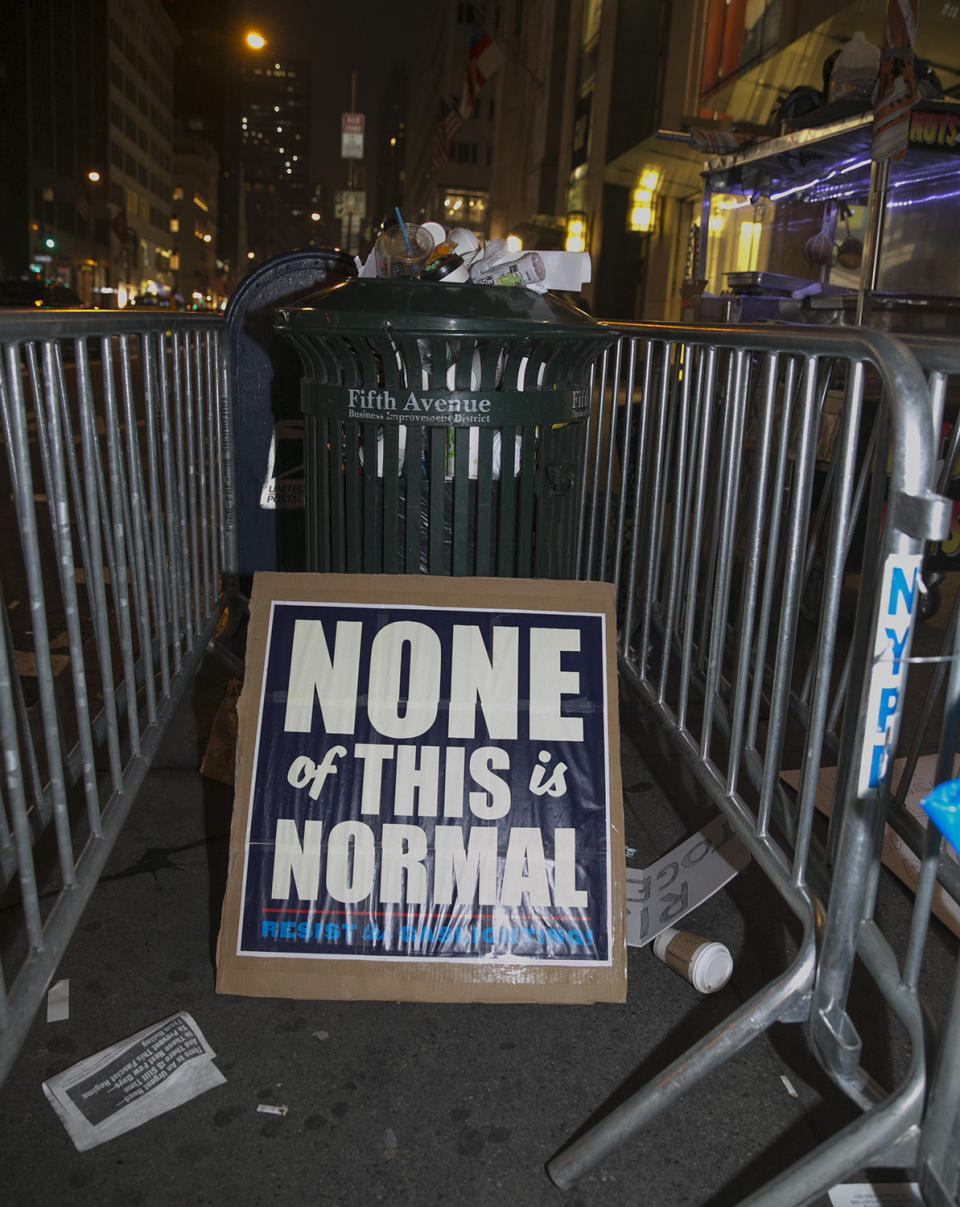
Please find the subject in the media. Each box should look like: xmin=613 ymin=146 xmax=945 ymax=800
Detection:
xmin=42 ymin=1011 xmax=225 ymax=1151
xmin=625 ymin=813 xmax=750 ymax=947
xmin=827 ymin=1182 xmax=923 ymax=1206
xmin=46 ymin=979 xmax=69 ymax=1023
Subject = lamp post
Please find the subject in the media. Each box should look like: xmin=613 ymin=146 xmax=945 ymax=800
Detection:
xmin=80 ymin=169 xmax=106 ymax=306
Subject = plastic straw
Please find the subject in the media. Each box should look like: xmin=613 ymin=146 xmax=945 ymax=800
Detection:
xmin=394 ymin=206 xmax=413 ymax=253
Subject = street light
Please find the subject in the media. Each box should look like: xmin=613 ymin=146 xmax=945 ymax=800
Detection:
xmin=87 ymin=170 xmax=101 ymax=184
xmin=245 ymin=31 xmax=266 ymax=50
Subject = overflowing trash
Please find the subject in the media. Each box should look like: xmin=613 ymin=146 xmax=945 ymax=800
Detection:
xmin=356 ymin=206 xmax=591 ymax=294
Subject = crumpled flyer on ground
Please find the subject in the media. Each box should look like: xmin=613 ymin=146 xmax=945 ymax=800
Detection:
xmin=42 ymin=1011 xmax=225 ymax=1151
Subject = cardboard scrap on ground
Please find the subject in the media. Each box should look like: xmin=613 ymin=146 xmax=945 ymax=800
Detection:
xmin=200 ymin=678 xmax=241 ymax=786
xmin=625 ymin=813 xmax=750 ymax=947
xmin=42 ymin=1011 xmax=225 ymax=1151
xmin=782 ymin=754 xmax=960 ymax=939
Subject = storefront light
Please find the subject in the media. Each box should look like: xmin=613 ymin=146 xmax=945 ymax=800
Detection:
xmin=628 ymin=168 xmax=660 ymax=233
xmin=565 ymin=212 xmax=588 ymax=253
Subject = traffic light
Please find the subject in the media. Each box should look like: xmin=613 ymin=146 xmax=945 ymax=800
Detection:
xmin=43 ymin=235 xmax=56 ymax=250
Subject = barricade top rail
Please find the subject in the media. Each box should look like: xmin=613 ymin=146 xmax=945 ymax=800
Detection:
xmin=603 ymin=321 xmax=951 ymax=547
xmin=0 ymin=309 xmax=224 ymax=342
xmin=900 ymin=331 xmax=960 ymax=373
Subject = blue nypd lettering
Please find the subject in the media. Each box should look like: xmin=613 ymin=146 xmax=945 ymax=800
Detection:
xmin=859 ymin=556 xmax=923 ymax=795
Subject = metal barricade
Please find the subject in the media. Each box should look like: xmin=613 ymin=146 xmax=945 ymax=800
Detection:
xmin=0 ymin=309 xmax=237 ymax=1088
xmin=550 ymin=321 xmax=954 ymax=1203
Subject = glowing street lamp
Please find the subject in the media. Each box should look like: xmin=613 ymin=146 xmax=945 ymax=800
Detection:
xmin=245 ymin=31 xmax=266 ymax=50
xmin=87 ymin=170 xmax=101 ymax=183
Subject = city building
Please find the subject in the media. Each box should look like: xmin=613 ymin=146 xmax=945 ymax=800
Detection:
xmin=105 ymin=1 xmax=180 ymax=305
xmin=485 ymin=0 xmax=569 ymax=253
xmin=170 ymin=10 xmax=314 ymax=286
xmin=403 ymin=3 xmax=500 ymax=238
xmin=0 ymin=0 xmax=179 ymax=307
xmin=171 ymin=133 xmax=220 ymax=309
xmin=370 ymin=64 xmax=409 ymax=242
xmin=554 ymin=0 xmax=960 ymax=319
xmin=237 ymin=53 xmax=312 ymax=265
xmin=399 ymin=1 xmax=958 ymax=322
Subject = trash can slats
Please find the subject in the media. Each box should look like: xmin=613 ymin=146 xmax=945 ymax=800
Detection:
xmin=275 ymin=279 xmax=615 ymax=578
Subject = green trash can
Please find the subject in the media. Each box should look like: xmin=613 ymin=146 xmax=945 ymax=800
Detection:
xmin=274 ymin=278 xmax=615 ymax=577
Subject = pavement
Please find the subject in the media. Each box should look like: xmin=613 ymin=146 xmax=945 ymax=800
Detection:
xmin=0 ymin=637 xmax=954 ymax=1206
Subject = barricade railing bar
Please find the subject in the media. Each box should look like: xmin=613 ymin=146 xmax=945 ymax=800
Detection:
xmin=552 ymin=320 xmax=956 ymax=1203
xmin=0 ymin=310 xmax=237 ymax=1090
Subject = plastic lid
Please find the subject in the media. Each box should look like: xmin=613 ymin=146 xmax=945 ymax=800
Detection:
xmin=422 ymin=253 xmax=466 ymax=281
xmin=689 ymin=942 xmax=733 ymax=993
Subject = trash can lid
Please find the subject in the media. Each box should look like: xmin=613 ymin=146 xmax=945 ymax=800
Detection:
xmin=275 ymin=278 xmax=612 ymax=342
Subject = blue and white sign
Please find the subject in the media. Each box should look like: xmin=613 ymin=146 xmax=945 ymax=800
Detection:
xmin=858 ymin=553 xmax=924 ymax=797
xmin=233 ymin=593 xmax=615 ymax=969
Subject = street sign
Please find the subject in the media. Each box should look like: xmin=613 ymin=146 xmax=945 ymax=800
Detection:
xmin=334 ymin=190 xmax=366 ymax=218
xmin=341 ymin=112 xmax=364 ymax=159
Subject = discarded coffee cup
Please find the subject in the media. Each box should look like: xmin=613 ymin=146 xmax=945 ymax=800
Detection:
xmin=651 ymin=927 xmax=732 ymax=993
xmin=375 ymin=223 xmax=435 ymax=278
xmin=420 ymin=220 xmax=448 ymax=249
xmin=447 ymin=226 xmax=481 ymax=265
xmin=422 ymin=253 xmax=470 ymax=283
xmin=469 ymin=251 xmax=546 ymax=287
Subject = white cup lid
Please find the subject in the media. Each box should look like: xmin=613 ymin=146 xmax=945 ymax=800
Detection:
xmin=689 ymin=942 xmax=733 ymax=993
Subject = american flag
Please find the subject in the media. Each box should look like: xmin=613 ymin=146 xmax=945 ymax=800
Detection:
xmin=430 ymin=98 xmax=465 ymax=176
xmin=429 ymin=23 xmax=505 ymax=178
xmin=110 ymin=206 xmax=129 ymax=243
xmin=460 ymin=22 xmax=506 ymax=119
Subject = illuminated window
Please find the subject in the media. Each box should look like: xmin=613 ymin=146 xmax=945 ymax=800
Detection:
xmin=628 ymin=168 xmax=660 ymax=233
xmin=565 ymin=213 xmax=588 ymax=252
xmin=172 ymin=185 xmax=183 ymax=201
xmin=170 ymin=217 xmax=179 ymax=232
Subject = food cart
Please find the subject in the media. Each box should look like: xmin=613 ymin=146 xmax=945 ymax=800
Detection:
xmin=690 ymin=99 xmax=960 ymax=334
xmin=680 ymin=99 xmax=960 ymax=618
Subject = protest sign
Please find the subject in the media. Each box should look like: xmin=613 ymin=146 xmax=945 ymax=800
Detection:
xmin=216 ymin=573 xmax=625 ymax=1003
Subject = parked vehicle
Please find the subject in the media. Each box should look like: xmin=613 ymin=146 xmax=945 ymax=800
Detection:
xmin=0 ymin=279 xmax=85 ymax=308
xmin=126 ymin=292 xmax=183 ymax=309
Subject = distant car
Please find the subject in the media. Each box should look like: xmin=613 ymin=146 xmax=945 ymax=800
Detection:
xmin=127 ymin=293 xmax=182 ymax=310
xmin=0 ymin=280 xmax=85 ymax=308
